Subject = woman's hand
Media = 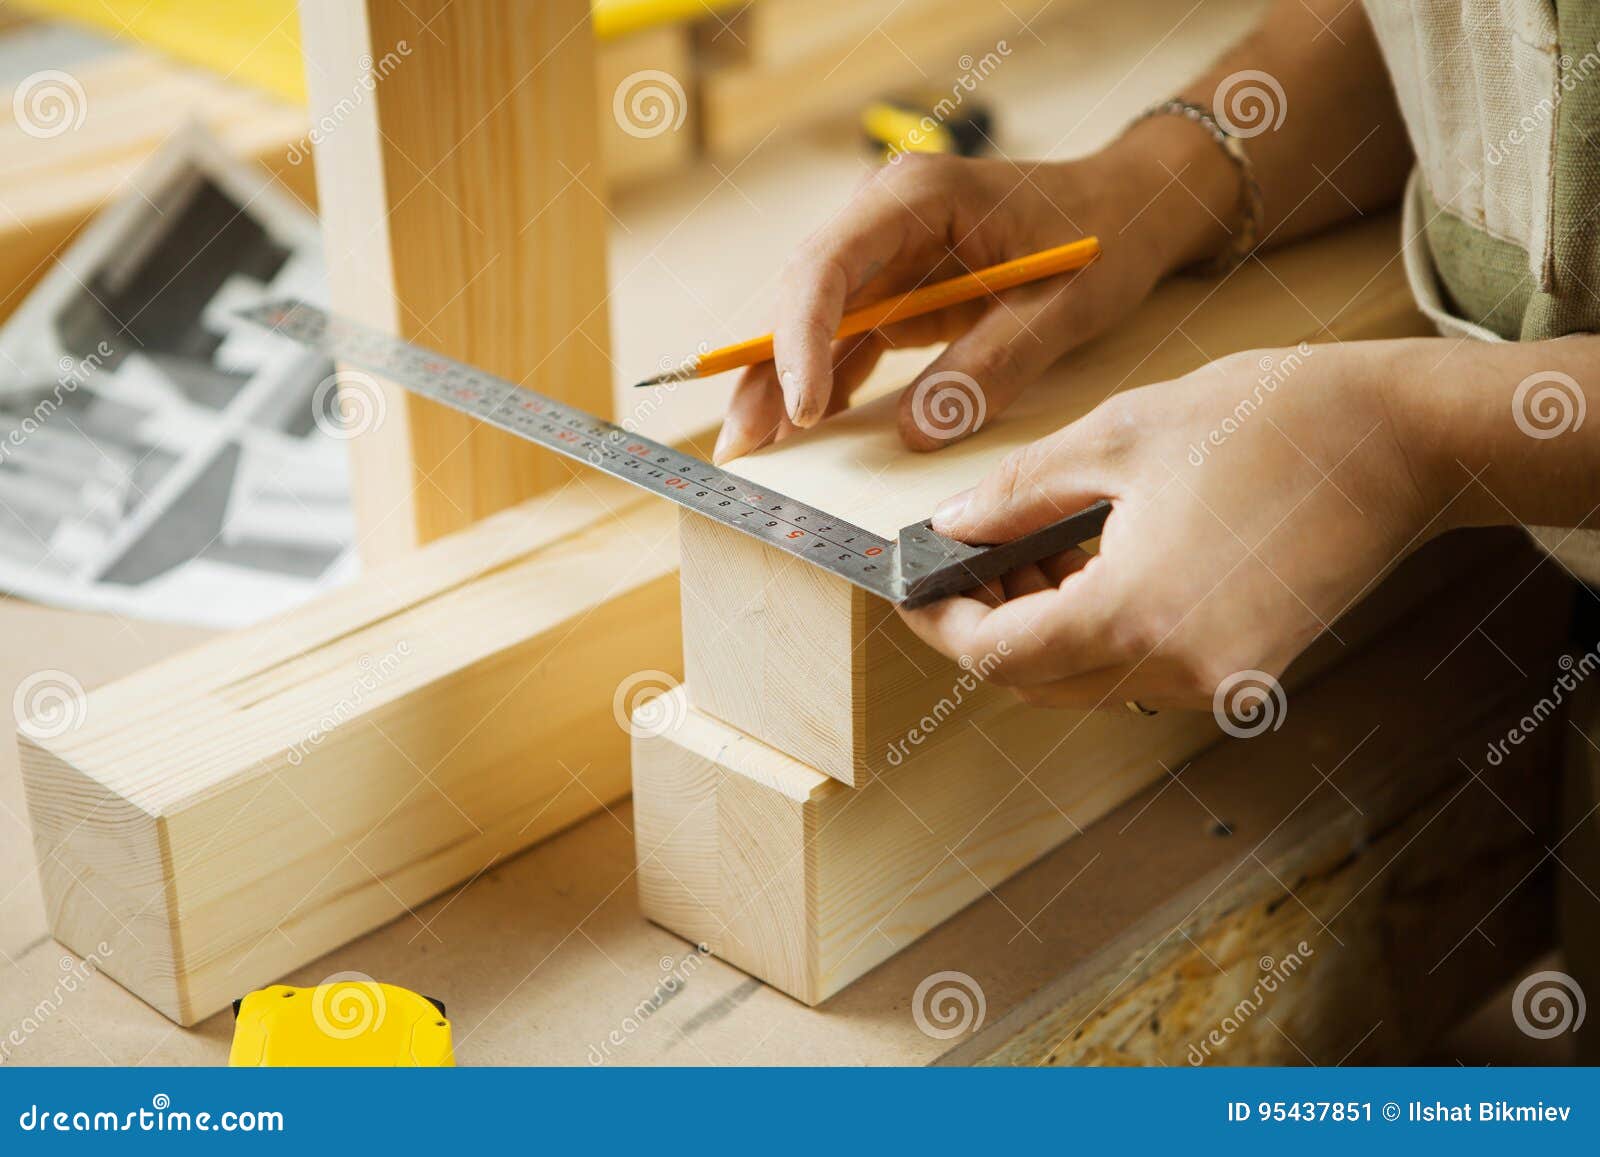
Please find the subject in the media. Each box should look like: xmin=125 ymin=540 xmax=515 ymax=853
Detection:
xmin=899 ymin=340 xmax=1441 ymax=710
xmin=712 ymin=120 xmax=1241 ymax=463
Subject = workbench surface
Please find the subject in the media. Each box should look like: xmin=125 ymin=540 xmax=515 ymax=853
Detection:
xmin=0 ymin=0 xmax=1580 ymax=1068
xmin=0 ymin=535 xmax=1577 ymax=1066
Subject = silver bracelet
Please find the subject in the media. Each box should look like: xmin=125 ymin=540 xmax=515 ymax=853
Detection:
xmin=1133 ymin=98 xmax=1264 ymax=276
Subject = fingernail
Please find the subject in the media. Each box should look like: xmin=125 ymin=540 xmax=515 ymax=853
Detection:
xmin=779 ymin=367 xmax=810 ymax=425
xmin=932 ymin=488 xmax=973 ymax=533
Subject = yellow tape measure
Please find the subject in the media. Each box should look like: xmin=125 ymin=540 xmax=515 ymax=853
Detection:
xmin=229 ymin=981 xmax=454 ymax=1067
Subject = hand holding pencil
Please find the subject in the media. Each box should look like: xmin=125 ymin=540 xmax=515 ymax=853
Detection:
xmin=706 ymin=155 xmax=1194 ymax=463
xmin=638 ymin=237 xmax=1100 ymax=388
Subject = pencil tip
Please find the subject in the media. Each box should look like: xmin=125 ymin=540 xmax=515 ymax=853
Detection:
xmin=634 ymin=358 xmax=700 ymax=389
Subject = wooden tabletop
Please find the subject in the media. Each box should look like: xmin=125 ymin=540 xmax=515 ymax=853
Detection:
xmin=0 ymin=533 xmax=1576 ymax=1066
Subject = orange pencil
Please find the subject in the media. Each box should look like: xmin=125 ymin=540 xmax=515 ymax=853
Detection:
xmin=632 ymin=235 xmax=1101 ymax=387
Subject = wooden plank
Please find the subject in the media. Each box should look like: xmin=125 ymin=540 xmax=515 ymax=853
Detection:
xmin=682 ymin=215 xmax=1433 ymax=785
xmin=0 ymin=537 xmax=1566 ymax=1061
xmin=635 ymin=689 xmax=1220 ymax=1006
xmin=738 ymin=0 xmax=903 ymax=68
xmin=639 ymin=528 xmax=1522 ymax=1005
xmin=699 ymin=0 xmax=1059 ymax=157
xmin=0 ymin=604 xmax=208 ymax=966
xmin=17 ymin=478 xmax=680 ymax=1025
xmin=597 ymin=22 xmax=696 ymax=190
xmin=299 ymin=0 xmax=613 ymax=564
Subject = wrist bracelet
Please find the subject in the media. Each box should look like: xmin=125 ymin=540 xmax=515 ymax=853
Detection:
xmin=1133 ymin=98 xmax=1264 ymax=277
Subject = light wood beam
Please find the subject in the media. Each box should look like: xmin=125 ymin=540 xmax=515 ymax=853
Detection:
xmin=2 ymin=537 xmax=1565 ymax=1061
xmin=300 ymin=0 xmax=613 ymax=563
xmin=19 ymin=479 xmax=678 ymax=1025
xmin=639 ymin=528 xmax=1517 ymax=1006
xmin=681 ymin=215 xmax=1431 ymax=786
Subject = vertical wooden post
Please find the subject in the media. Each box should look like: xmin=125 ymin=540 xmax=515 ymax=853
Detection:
xmin=299 ymin=0 xmax=613 ymax=564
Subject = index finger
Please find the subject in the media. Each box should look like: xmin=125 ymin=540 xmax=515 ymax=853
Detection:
xmin=773 ymin=178 xmax=920 ymax=428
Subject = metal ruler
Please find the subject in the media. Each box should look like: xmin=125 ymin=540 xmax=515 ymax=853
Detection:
xmin=241 ymin=300 xmax=1110 ymax=608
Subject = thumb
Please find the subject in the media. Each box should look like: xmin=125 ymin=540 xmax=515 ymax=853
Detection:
xmin=931 ymin=429 xmax=1104 ymax=545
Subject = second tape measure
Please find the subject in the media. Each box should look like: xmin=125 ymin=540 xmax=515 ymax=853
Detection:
xmin=861 ymin=94 xmax=995 ymax=161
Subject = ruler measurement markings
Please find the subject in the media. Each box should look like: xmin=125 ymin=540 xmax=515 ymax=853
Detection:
xmin=249 ymin=300 xmax=897 ymax=593
xmin=246 ymin=300 xmax=1109 ymax=605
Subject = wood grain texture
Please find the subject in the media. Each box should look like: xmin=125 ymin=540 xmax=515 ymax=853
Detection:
xmin=2 ymin=536 xmax=1568 ymax=1063
xmin=635 ymin=686 xmax=1212 ymax=1006
xmin=683 ymin=215 xmax=1436 ymax=784
xmin=19 ymin=479 xmax=679 ymax=1025
xmin=300 ymin=0 xmax=613 ymax=563
xmin=643 ymin=529 xmax=1525 ymax=1005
